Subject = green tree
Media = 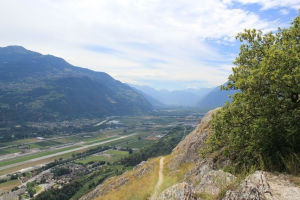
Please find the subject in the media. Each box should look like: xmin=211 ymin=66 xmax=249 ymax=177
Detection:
xmin=128 ymin=148 xmax=133 ymax=154
xmin=28 ymin=187 xmax=36 ymax=197
xmin=10 ymin=174 xmax=18 ymax=180
xmin=204 ymin=16 xmax=300 ymax=173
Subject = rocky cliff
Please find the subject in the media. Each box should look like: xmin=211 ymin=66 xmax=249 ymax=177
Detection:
xmin=81 ymin=108 xmax=300 ymax=200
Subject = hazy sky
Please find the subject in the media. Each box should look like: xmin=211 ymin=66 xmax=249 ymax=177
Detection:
xmin=0 ymin=0 xmax=299 ymax=90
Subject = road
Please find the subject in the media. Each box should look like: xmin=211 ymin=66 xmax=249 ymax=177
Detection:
xmin=0 ymin=133 xmax=137 ymax=171
xmin=94 ymin=120 xmax=107 ymax=126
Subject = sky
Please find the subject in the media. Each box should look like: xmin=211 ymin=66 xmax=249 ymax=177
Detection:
xmin=0 ymin=0 xmax=299 ymax=91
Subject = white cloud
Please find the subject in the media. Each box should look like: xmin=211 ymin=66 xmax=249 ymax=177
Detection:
xmin=280 ymin=9 xmax=290 ymax=15
xmin=0 ymin=0 xmax=298 ymax=90
xmin=235 ymin=0 xmax=300 ymax=10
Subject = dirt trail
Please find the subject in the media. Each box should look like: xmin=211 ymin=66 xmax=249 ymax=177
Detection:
xmin=151 ymin=156 xmax=164 ymax=199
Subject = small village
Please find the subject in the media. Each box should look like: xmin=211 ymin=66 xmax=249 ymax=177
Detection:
xmin=0 ymin=150 xmax=116 ymax=200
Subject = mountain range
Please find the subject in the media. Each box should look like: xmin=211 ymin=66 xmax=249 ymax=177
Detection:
xmin=129 ymin=85 xmax=212 ymax=107
xmin=130 ymin=84 xmax=236 ymax=108
xmin=0 ymin=45 xmax=237 ymax=125
xmin=0 ymin=46 xmax=153 ymax=124
xmin=195 ymin=83 xmax=236 ymax=109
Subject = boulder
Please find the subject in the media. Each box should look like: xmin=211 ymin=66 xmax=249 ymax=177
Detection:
xmin=156 ymin=182 xmax=197 ymax=200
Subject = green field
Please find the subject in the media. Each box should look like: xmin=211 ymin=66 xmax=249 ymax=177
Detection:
xmin=0 ymin=179 xmax=20 ymax=191
xmin=106 ymin=150 xmax=129 ymax=155
xmin=75 ymin=156 xmax=107 ymax=164
xmin=57 ymin=136 xmax=82 ymax=143
xmin=124 ymin=139 xmax=155 ymax=148
xmin=0 ymin=138 xmax=37 ymax=147
xmin=75 ymin=150 xmax=129 ymax=164
xmin=84 ymin=136 xmax=119 ymax=145
xmin=29 ymin=140 xmax=63 ymax=148
xmin=0 ymin=148 xmax=20 ymax=156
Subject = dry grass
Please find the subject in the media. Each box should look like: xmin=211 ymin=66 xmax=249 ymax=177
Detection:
xmin=0 ymin=179 xmax=20 ymax=191
xmin=145 ymin=137 xmax=157 ymax=141
xmin=288 ymin=175 xmax=300 ymax=187
xmin=98 ymin=157 xmax=161 ymax=200
xmin=160 ymin=154 xmax=195 ymax=193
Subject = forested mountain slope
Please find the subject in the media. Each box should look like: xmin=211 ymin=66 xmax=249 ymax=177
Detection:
xmin=0 ymin=46 xmax=152 ymax=124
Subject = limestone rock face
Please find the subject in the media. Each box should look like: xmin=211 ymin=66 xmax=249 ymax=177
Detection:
xmin=195 ymin=169 xmax=237 ymax=196
xmin=183 ymin=159 xmax=236 ymax=196
xmin=263 ymin=172 xmax=300 ymax=200
xmin=223 ymin=171 xmax=266 ymax=200
xmin=223 ymin=171 xmax=300 ymax=200
xmin=156 ymin=182 xmax=197 ymax=200
xmin=170 ymin=108 xmax=220 ymax=170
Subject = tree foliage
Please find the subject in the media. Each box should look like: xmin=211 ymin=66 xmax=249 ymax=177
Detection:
xmin=205 ymin=16 xmax=300 ymax=173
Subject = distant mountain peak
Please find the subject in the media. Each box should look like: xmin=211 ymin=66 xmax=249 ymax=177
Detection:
xmin=0 ymin=45 xmax=37 ymax=55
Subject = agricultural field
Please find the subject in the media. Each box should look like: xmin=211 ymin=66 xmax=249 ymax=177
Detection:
xmin=75 ymin=150 xmax=129 ymax=164
xmin=124 ymin=140 xmax=155 ymax=148
xmin=0 ymin=148 xmax=20 ymax=156
xmin=0 ymin=111 xmax=201 ymax=176
xmin=0 ymin=179 xmax=20 ymax=191
xmin=0 ymin=138 xmax=37 ymax=148
xmin=29 ymin=140 xmax=63 ymax=149
xmin=75 ymin=155 xmax=107 ymax=164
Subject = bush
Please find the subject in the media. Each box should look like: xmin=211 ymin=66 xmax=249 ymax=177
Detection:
xmin=203 ymin=16 xmax=300 ymax=174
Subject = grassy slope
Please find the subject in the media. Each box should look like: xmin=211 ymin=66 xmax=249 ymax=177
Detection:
xmin=94 ymin=154 xmax=194 ymax=200
xmin=98 ymin=157 xmax=160 ymax=200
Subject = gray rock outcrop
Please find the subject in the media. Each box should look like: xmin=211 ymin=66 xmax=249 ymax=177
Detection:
xmin=156 ymin=182 xmax=197 ymax=200
xmin=170 ymin=108 xmax=220 ymax=170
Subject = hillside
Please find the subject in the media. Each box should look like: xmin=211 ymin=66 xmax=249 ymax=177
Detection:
xmin=0 ymin=46 xmax=153 ymax=124
xmin=196 ymin=83 xmax=236 ymax=109
xmin=130 ymin=86 xmax=165 ymax=108
xmin=80 ymin=109 xmax=300 ymax=200
xmin=182 ymin=88 xmax=213 ymax=98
